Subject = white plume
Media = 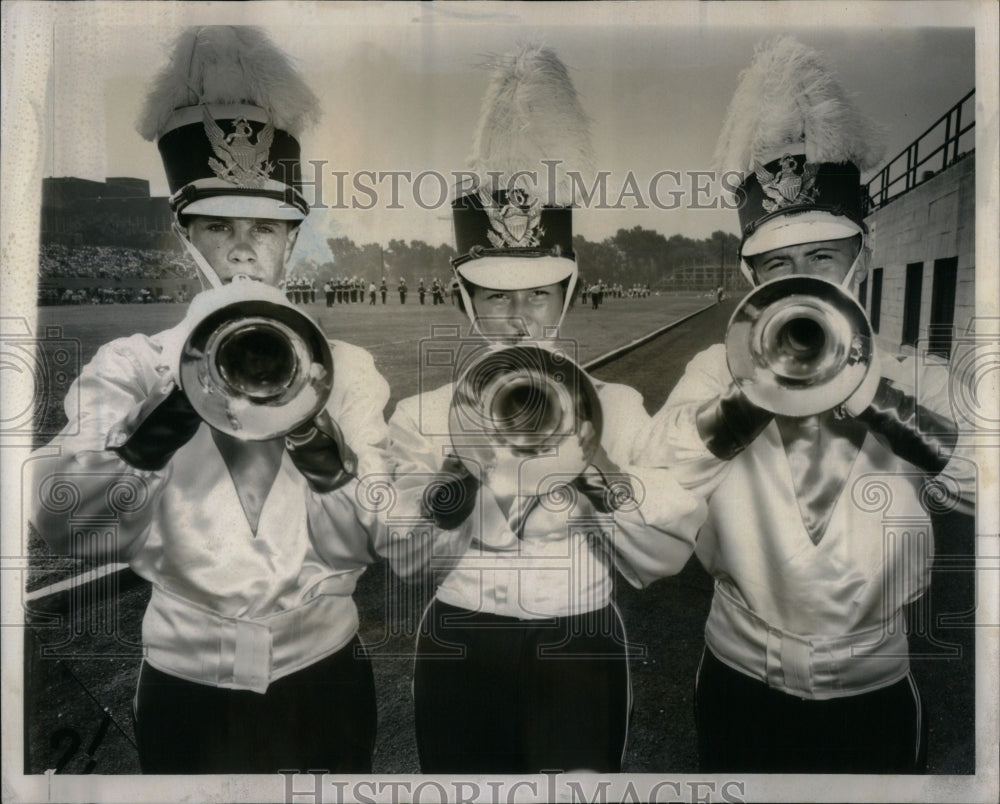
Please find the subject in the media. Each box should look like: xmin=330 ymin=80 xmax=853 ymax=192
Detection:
xmin=714 ymin=36 xmax=885 ymax=174
xmin=468 ymin=43 xmax=594 ymax=206
xmin=137 ymin=26 xmax=319 ymax=140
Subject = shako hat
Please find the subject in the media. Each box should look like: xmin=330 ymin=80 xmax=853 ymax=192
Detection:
xmin=137 ymin=26 xmax=318 ymax=221
xmin=452 ymin=44 xmax=593 ymax=308
xmin=714 ymin=37 xmax=885 ymax=271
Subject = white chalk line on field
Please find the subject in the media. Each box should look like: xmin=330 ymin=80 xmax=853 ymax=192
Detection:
xmin=24 ymin=562 xmax=131 ymax=602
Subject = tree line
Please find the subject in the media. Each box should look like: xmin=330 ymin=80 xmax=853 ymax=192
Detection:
xmin=291 ymin=227 xmax=742 ymax=288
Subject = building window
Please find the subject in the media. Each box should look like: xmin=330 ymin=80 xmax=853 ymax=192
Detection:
xmin=929 ymin=257 xmax=958 ymax=358
xmin=902 ymin=262 xmax=923 ymax=347
xmin=858 ymin=276 xmax=868 ymax=310
xmin=870 ymin=268 xmax=883 ymax=334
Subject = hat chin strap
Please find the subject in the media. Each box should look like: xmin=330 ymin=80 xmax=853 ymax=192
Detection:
xmin=560 ymin=272 xmax=578 ymax=330
xmin=453 ymin=273 xmax=481 ymax=337
xmin=173 ymin=222 xmax=224 ymax=291
xmin=839 ymin=246 xmax=866 ymax=291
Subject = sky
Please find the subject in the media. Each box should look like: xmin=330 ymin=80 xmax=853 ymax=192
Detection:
xmin=31 ymin=2 xmax=980 ymax=268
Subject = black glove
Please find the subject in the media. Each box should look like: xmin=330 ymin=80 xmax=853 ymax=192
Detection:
xmin=285 ymin=409 xmax=358 ymax=493
xmin=569 ymin=442 xmax=636 ymax=515
xmin=572 ymin=469 xmax=635 ymax=514
xmin=110 ymin=384 xmax=202 ymax=471
xmin=695 ymin=383 xmax=774 ymax=460
xmin=421 ymin=456 xmax=479 ymax=530
xmin=855 ymin=377 xmax=958 ymax=475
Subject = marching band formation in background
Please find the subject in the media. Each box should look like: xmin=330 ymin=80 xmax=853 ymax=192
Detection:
xmin=281 ymin=276 xmax=654 ymax=308
xmin=27 ymin=25 xmax=976 ymax=778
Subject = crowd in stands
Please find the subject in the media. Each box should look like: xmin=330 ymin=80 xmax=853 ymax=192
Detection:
xmin=37 ymin=244 xmax=197 ymax=305
xmin=38 ymin=286 xmax=191 ymax=306
xmin=39 ymin=244 xmax=197 ymax=281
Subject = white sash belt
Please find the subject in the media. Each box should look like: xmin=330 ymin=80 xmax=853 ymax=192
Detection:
xmin=143 ymin=585 xmax=359 ymax=693
xmin=705 ymin=582 xmax=910 ymax=700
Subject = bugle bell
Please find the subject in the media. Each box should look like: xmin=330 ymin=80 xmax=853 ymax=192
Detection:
xmin=177 ymin=280 xmax=333 ymax=440
xmin=725 ymin=275 xmax=873 ymax=417
xmin=448 ymin=344 xmax=603 ymax=497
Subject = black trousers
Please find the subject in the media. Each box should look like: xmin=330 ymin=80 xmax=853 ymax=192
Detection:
xmin=695 ymin=646 xmax=927 ymax=773
xmin=134 ymin=636 xmax=377 ymax=774
xmin=414 ymin=600 xmax=630 ymax=774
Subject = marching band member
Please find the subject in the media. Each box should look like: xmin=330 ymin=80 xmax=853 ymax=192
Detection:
xmin=384 ymin=45 xmax=705 ymax=774
xmin=29 ymin=27 xmax=388 ymax=773
xmin=640 ymin=37 xmax=975 ymax=773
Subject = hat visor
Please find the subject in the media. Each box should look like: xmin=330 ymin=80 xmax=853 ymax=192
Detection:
xmin=181 ymin=194 xmax=306 ymax=221
xmin=741 ymin=211 xmax=862 ymax=257
xmin=455 ymin=255 xmax=577 ymax=290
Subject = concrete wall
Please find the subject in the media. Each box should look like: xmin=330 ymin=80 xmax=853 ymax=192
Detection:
xmin=863 ymin=153 xmax=975 ymax=357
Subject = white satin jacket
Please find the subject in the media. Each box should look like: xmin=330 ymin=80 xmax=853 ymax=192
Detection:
xmin=30 ymin=326 xmax=389 ymax=693
xmin=641 ymin=343 xmax=976 ymax=699
xmin=384 ymin=379 xmax=707 ymax=619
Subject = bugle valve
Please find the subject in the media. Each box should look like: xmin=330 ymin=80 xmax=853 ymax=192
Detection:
xmin=725 ymin=275 xmax=873 ymax=418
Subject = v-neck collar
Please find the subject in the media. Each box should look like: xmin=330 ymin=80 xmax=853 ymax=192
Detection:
xmin=775 ymin=412 xmax=868 ymax=545
xmin=210 ymin=429 xmax=286 ymax=536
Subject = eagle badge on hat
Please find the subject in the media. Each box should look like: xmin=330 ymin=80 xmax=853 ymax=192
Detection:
xmin=754 ymin=154 xmax=819 ymax=212
xmin=714 ymin=36 xmax=886 ymax=267
xmin=483 ymin=188 xmax=544 ymax=248
xmin=138 ymin=26 xmax=319 ymax=220
xmin=204 ymin=109 xmax=275 ymax=189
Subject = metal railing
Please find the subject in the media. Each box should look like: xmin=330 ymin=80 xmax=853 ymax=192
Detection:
xmin=863 ymin=89 xmax=975 ymax=215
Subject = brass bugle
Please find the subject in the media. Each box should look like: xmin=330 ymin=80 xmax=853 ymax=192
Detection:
xmin=448 ymin=344 xmax=603 ymax=495
xmin=725 ymin=275 xmax=873 ymax=417
xmin=178 ymin=281 xmax=333 ymax=440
